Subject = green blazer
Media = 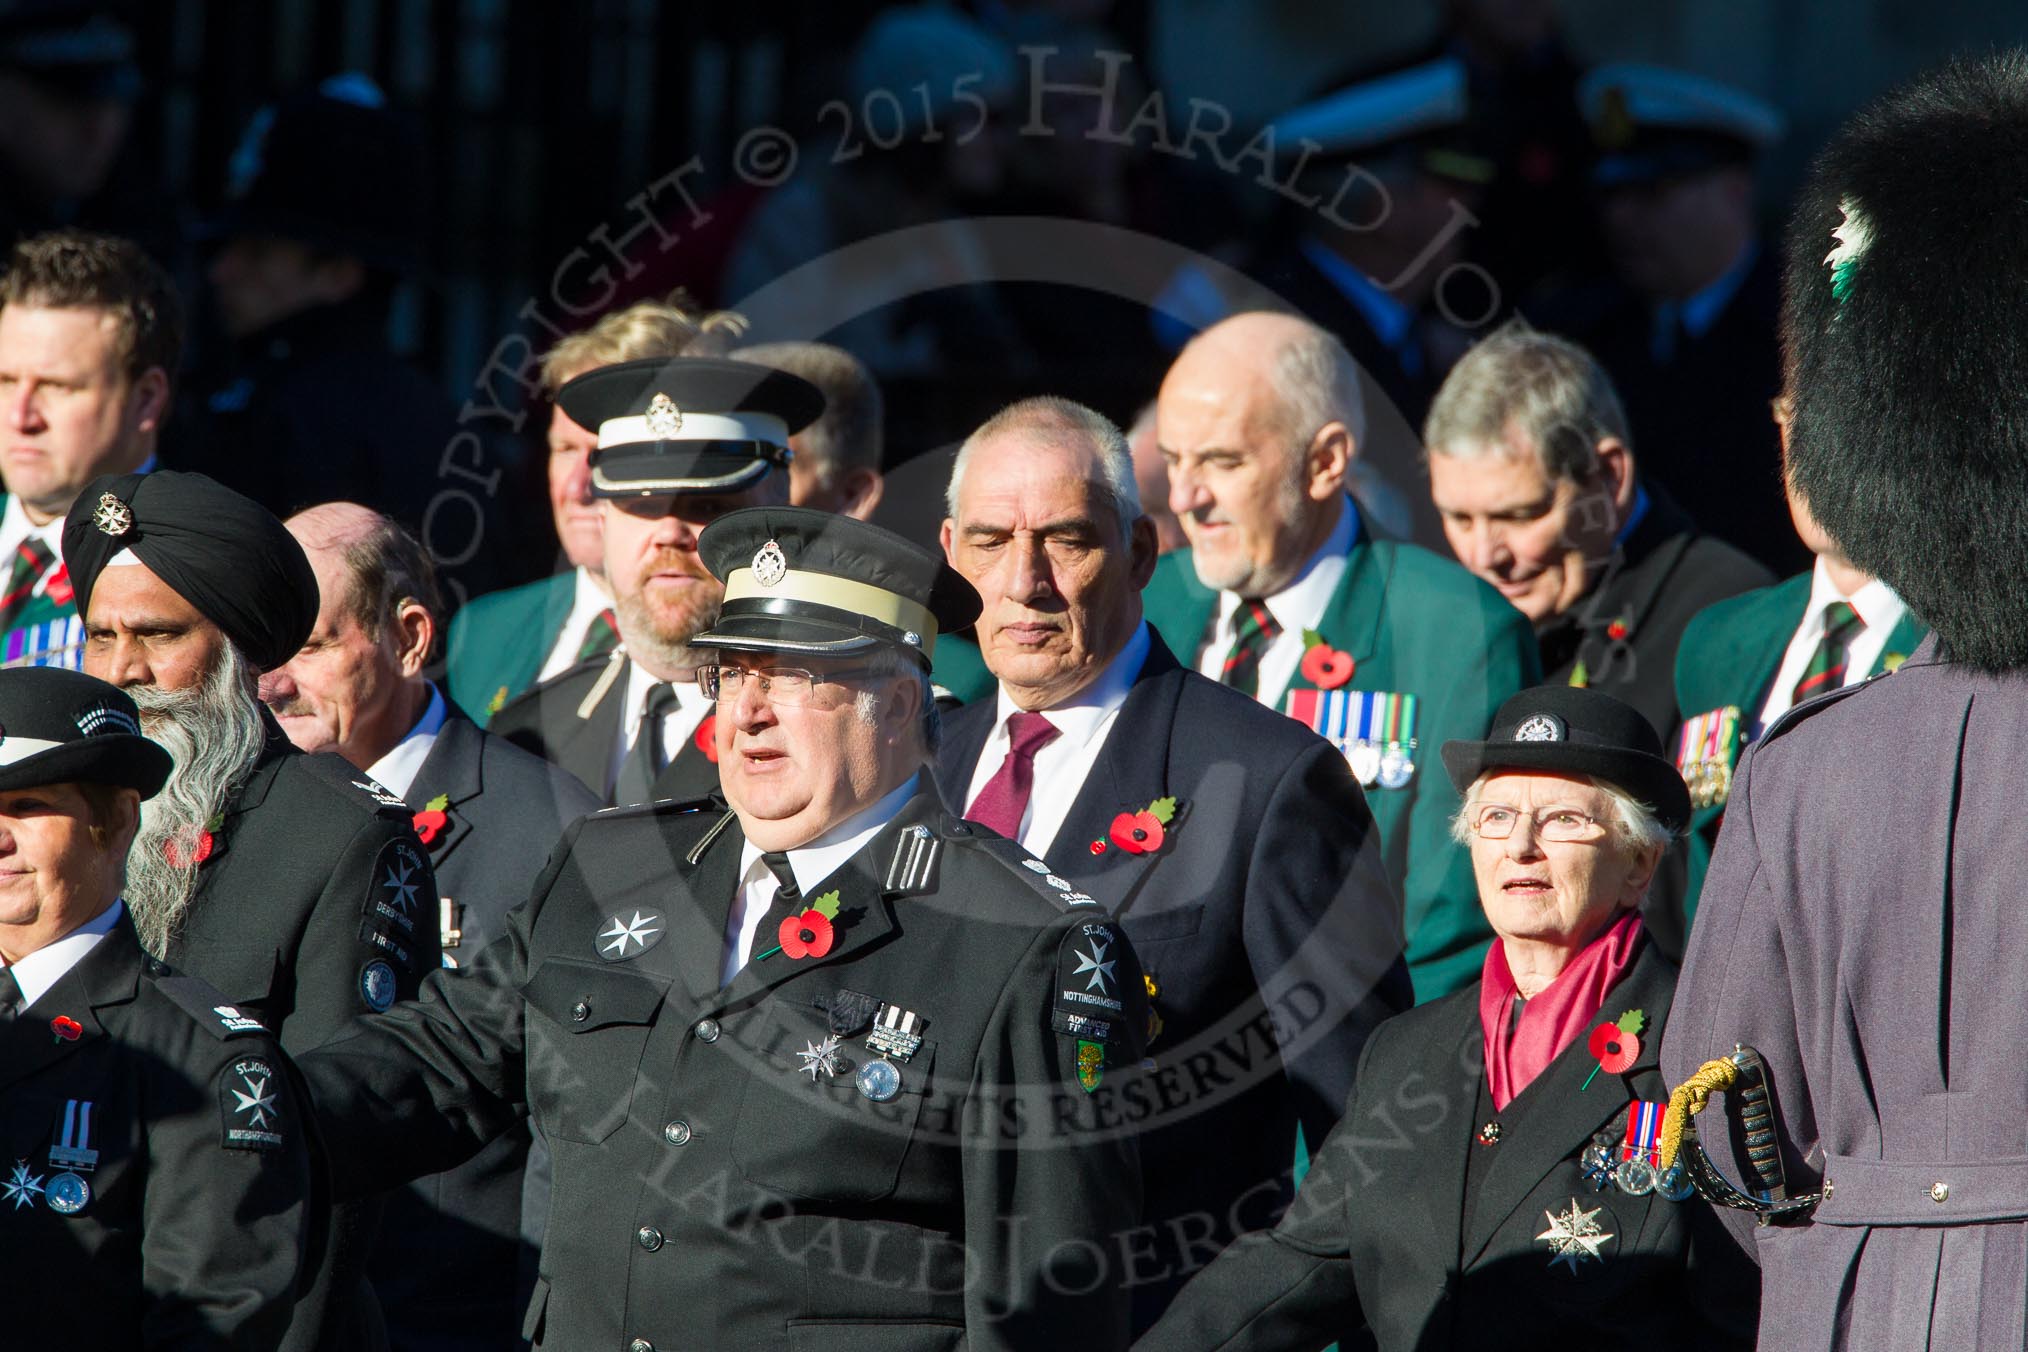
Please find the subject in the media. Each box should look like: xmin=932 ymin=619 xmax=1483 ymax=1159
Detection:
xmin=445 ymin=571 xmax=578 ymax=726
xmin=1672 ymin=572 xmax=1927 ymax=912
xmin=1141 ymin=514 xmax=1541 ymax=1000
xmin=928 ymin=631 xmax=996 ymax=705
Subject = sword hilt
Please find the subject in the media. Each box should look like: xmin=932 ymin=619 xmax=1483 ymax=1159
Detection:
xmin=1729 ymin=1044 xmax=1789 ymax=1200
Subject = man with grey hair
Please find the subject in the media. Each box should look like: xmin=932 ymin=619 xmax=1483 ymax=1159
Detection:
xmin=1143 ymin=310 xmax=1539 ymax=1001
xmin=262 ymin=502 xmax=599 ymax=1352
xmin=732 ymin=340 xmax=886 ymax=520
xmin=1425 ymin=318 xmax=1770 ymax=742
xmin=937 ymin=394 xmax=1409 ymax=1331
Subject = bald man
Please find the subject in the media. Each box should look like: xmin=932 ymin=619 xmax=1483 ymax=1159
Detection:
xmin=1142 ymin=311 xmax=1541 ymax=999
xmin=261 ymin=503 xmax=598 ymax=1352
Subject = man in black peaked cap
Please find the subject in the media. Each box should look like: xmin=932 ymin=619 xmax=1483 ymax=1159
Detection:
xmin=64 ymin=468 xmax=437 ymax=1352
xmin=299 ymin=506 xmax=1153 ymax=1351
xmin=0 ymin=665 xmax=318 ymax=1350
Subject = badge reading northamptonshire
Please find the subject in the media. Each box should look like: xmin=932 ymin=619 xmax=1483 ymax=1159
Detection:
xmin=91 ymin=492 xmax=133 ymax=537
xmin=752 ymin=539 xmax=788 ymax=587
xmin=3 ymin=1160 xmax=44 ymax=1211
xmin=646 ymin=391 xmax=684 ymax=436
xmin=223 ymin=1058 xmax=285 ymax=1152
xmin=1537 ymin=1199 xmax=1614 ymax=1273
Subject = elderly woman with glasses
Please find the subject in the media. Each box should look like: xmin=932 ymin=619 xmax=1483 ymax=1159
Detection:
xmin=1139 ymin=686 xmax=1758 ymax=1352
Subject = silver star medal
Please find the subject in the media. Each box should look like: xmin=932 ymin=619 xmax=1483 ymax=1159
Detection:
xmin=598 ymin=910 xmax=662 ymax=959
xmin=1537 ymin=1199 xmax=1614 ymax=1273
xmin=796 ymin=1035 xmax=845 ymax=1081
xmin=3 ymin=1160 xmax=44 ymax=1211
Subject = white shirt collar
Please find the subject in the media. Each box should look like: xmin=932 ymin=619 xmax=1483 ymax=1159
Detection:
xmin=1213 ymin=496 xmax=1360 ymax=639
xmin=6 ymin=900 xmax=124 ymax=1010
xmin=1807 ymin=555 xmax=1907 ymax=639
xmin=990 ymin=620 xmax=1150 ymax=745
xmin=365 ymin=682 xmax=449 ymax=801
xmin=739 ymin=773 xmax=922 ymax=898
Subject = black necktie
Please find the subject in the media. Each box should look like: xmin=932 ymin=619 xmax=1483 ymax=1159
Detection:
xmin=611 ymin=681 xmax=678 ymax=806
xmin=746 ymin=851 xmax=804 ymax=972
xmin=0 ymin=966 xmax=22 ymax=1021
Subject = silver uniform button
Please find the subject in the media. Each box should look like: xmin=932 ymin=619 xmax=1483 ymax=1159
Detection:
xmin=1932 ymin=1181 xmax=1950 ymax=1203
xmin=630 ymin=1340 xmax=655 ymax=1352
xmin=571 ymin=1000 xmax=590 ymax=1022
xmin=663 ymin=1120 xmax=691 ymax=1146
xmin=694 ymin=1018 xmax=720 ymax=1043
xmin=637 ymin=1226 xmax=663 ymax=1251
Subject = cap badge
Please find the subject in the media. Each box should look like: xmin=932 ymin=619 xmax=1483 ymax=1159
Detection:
xmin=92 ymin=493 xmax=134 ymax=538
xmin=645 ymin=392 xmax=684 ymax=437
xmin=753 ymin=539 xmax=788 ymax=587
xmin=1514 ymin=714 xmax=1564 ymax=743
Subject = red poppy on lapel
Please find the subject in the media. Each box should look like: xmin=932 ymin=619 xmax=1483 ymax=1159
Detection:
xmin=1298 ymin=628 xmax=1355 ymax=690
xmin=1105 ymin=796 xmax=1179 ymax=855
xmin=412 ymin=794 xmax=451 ymax=848
xmin=695 ymin=714 xmax=718 ymax=764
xmin=49 ymin=1016 xmax=82 ymax=1042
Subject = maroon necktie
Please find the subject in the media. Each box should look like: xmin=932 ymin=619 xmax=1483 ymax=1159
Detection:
xmin=965 ymin=711 xmax=1060 ymax=841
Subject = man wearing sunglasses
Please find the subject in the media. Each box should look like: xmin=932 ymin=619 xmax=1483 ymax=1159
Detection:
xmin=489 ymin=356 xmax=821 ymax=806
xmin=298 ymin=505 xmax=1151 ymax=1350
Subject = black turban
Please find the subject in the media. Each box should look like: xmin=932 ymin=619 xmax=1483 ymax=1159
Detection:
xmin=62 ymin=471 xmax=319 ymax=671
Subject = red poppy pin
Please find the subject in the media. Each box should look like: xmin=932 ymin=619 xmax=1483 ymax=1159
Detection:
xmin=756 ymin=889 xmax=842 ymax=962
xmin=412 ymin=794 xmax=451 ymax=848
xmin=1581 ymin=1008 xmax=1646 ymax=1089
xmin=1298 ymin=628 xmax=1355 ymax=690
xmin=1606 ymin=617 xmax=1630 ymax=642
xmin=50 ymin=1016 xmax=82 ymax=1043
xmin=1096 ymin=796 xmax=1178 ymax=855
xmin=45 ymin=564 xmax=72 ymax=609
xmin=163 ymin=813 xmax=224 ymax=869
xmin=695 ymin=714 xmax=718 ymax=764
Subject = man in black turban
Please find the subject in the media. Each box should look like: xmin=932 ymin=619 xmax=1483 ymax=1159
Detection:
xmin=64 ymin=469 xmax=438 ymax=1352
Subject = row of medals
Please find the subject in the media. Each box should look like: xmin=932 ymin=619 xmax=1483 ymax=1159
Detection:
xmin=1581 ymin=1124 xmax=1692 ymax=1201
xmin=1345 ymin=740 xmax=1415 ymax=791
xmin=1682 ymin=756 xmax=1731 ymax=811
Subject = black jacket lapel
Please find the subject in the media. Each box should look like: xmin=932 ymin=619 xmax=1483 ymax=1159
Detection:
xmin=0 ymin=915 xmax=143 ymax=1093
xmin=1461 ymin=943 xmax=1678 ymax=1266
xmin=407 ymin=712 xmax=485 ymax=866
xmin=649 ymin=733 xmax=721 ymax=802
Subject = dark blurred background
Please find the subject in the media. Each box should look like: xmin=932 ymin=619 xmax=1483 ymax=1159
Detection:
xmin=11 ymin=0 xmax=2027 ymax=594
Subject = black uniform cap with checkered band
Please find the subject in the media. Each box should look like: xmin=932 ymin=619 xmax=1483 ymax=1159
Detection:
xmin=691 ymin=507 xmax=981 ymax=668
xmin=1439 ymin=684 xmax=1690 ymax=833
xmin=0 ymin=667 xmax=170 ymax=798
xmin=559 ymin=356 xmax=826 ymax=498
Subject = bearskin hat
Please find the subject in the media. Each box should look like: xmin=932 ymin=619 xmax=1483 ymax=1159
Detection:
xmin=1781 ymin=53 xmax=2028 ymax=671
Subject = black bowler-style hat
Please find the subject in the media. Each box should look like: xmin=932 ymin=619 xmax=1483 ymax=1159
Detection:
xmin=691 ymin=507 xmax=981 ymax=669
xmin=0 ymin=668 xmax=170 ymax=799
xmin=1440 ymin=685 xmax=1690 ymax=833
xmin=560 ymin=357 xmax=826 ymax=499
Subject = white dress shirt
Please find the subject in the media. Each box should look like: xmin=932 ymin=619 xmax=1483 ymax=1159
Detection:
xmin=1195 ymin=499 xmax=1360 ymax=709
xmin=720 ymin=773 xmax=921 ymax=984
xmin=6 ymin=900 xmax=124 ymax=1010
xmin=536 ymin=567 xmax=617 ymax=683
xmin=607 ymin=658 xmax=714 ymax=793
xmin=1752 ymin=557 xmax=1910 ymax=736
xmin=963 ymin=621 xmax=1151 ymax=858
xmin=364 ymin=682 xmax=449 ymax=800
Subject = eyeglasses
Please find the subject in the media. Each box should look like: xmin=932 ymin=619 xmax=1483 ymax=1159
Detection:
xmin=697 ymin=664 xmax=874 ymax=707
xmin=1466 ymin=803 xmax=1608 ymax=843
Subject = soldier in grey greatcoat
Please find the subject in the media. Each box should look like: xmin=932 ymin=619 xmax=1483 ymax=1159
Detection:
xmin=1662 ymin=52 xmax=2028 ymax=1349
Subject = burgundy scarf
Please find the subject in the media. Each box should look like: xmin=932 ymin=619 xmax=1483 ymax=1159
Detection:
xmin=1478 ymin=907 xmax=1645 ymax=1111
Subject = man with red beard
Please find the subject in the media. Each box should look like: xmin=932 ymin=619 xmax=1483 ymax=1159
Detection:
xmin=489 ymin=357 xmax=822 ymax=805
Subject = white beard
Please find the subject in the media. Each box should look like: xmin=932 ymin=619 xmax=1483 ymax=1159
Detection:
xmin=124 ymin=645 xmax=267 ymax=956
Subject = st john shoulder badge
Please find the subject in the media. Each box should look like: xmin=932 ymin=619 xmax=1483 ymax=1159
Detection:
xmin=220 ymin=1056 xmax=287 ymax=1152
xmin=1052 ymin=920 xmax=1125 ymax=1042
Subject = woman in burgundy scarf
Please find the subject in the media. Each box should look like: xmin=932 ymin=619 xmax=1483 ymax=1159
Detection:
xmin=1139 ymin=685 xmax=1758 ymax=1351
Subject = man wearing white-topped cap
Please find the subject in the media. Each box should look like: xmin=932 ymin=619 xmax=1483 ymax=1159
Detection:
xmin=490 ymin=356 xmax=824 ymax=807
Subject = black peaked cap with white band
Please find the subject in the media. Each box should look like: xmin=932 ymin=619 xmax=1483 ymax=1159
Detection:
xmin=1440 ymin=684 xmax=1690 ymax=833
xmin=559 ymin=356 xmax=826 ymax=498
xmin=0 ymin=668 xmax=170 ymax=798
xmin=691 ymin=507 xmax=980 ymax=668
